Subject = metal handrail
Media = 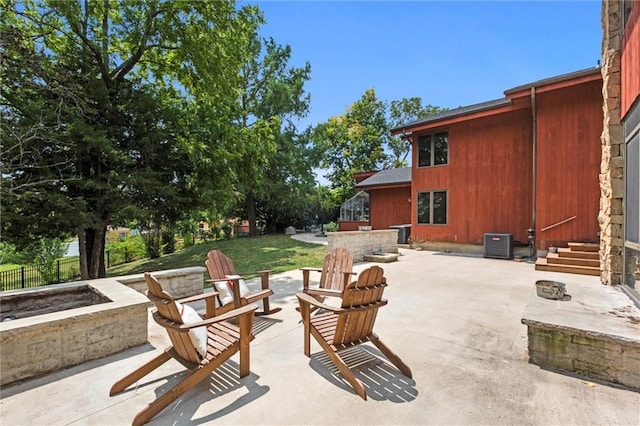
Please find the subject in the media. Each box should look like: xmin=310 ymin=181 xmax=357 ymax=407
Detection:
xmin=540 ymin=215 xmax=577 ymax=232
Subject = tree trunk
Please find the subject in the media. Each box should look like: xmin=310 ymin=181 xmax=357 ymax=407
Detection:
xmin=246 ymin=192 xmax=258 ymax=237
xmin=78 ymin=228 xmax=89 ymax=280
xmin=80 ymin=223 xmax=108 ymax=279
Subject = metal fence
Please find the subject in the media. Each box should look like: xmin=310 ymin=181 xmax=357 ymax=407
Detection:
xmin=0 ymin=257 xmax=81 ymax=291
xmin=0 ymin=247 xmax=140 ymax=291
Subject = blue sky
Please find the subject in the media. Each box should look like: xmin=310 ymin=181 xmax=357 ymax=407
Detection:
xmin=250 ymin=1 xmax=603 ymax=129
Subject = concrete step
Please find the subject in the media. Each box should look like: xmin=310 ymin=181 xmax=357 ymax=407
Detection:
xmin=556 ymin=247 xmax=599 ymax=259
xmin=535 ymin=257 xmax=601 ymax=276
xmin=567 ymin=242 xmax=599 ymax=252
xmin=546 ymin=253 xmax=600 ymax=267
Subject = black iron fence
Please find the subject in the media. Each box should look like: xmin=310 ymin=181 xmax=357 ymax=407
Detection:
xmin=0 ymin=247 xmax=141 ymax=291
xmin=0 ymin=257 xmax=81 ymax=291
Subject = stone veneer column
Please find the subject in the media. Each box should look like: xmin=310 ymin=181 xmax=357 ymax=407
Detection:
xmin=599 ymin=0 xmax=624 ymax=285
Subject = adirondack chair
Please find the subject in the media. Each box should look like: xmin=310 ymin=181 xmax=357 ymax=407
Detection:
xmin=205 ymin=249 xmax=282 ymax=316
xmin=296 ymin=265 xmax=411 ymax=400
xmin=300 ymin=246 xmax=355 ymax=302
xmin=110 ymin=272 xmax=257 ymax=426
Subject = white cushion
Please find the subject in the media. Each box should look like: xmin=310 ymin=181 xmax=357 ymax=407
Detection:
xmin=213 ymin=278 xmax=251 ymax=305
xmin=174 ymin=301 xmax=208 ymax=358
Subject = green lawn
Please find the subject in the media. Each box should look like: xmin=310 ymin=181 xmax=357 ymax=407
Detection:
xmin=107 ymin=234 xmax=327 ymax=279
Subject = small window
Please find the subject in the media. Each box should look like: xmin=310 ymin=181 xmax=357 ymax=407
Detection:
xmin=418 ymin=131 xmax=448 ymax=167
xmin=339 ymin=191 xmax=370 ymax=221
xmin=417 ymin=190 xmax=447 ymax=224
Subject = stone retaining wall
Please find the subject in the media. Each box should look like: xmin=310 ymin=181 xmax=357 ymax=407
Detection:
xmin=0 ymin=279 xmax=148 ymax=385
xmin=521 ymin=280 xmax=640 ymax=390
xmin=327 ymin=230 xmax=398 ymax=262
xmin=116 ymin=266 xmax=206 ymax=298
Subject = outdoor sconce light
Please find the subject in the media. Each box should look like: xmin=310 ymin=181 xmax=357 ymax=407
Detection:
xmin=408 ymin=197 xmax=411 ymax=203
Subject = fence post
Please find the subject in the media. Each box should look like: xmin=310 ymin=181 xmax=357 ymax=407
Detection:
xmin=21 ymin=266 xmax=25 ymax=289
xmin=125 ymin=247 xmax=128 ymax=263
xmin=107 ymin=250 xmax=110 ymax=268
xmin=57 ymin=260 xmax=61 ymax=283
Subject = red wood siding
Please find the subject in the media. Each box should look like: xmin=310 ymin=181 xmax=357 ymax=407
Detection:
xmin=410 ymin=108 xmax=533 ymax=245
xmin=369 ymin=187 xmax=411 ymax=230
xmin=339 ymin=221 xmax=368 ymax=231
xmin=535 ymin=80 xmax=603 ymax=248
xmin=622 ymin=5 xmax=640 ymax=117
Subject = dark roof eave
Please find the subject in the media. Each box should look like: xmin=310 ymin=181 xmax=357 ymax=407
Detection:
xmin=390 ymin=98 xmax=512 ymax=134
xmin=504 ymin=66 xmax=601 ymax=95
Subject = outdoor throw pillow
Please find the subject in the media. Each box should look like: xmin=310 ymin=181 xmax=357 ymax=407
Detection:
xmin=213 ymin=278 xmax=251 ymax=305
xmin=174 ymin=301 xmax=207 ymax=358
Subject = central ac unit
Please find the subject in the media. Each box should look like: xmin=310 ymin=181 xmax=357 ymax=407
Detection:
xmin=483 ymin=233 xmax=514 ymax=260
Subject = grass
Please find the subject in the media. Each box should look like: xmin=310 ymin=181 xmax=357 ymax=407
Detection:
xmin=107 ymin=234 xmax=327 ymax=279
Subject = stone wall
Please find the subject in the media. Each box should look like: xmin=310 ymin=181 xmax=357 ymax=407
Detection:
xmin=600 ymin=0 xmax=625 ymax=285
xmin=116 ymin=266 xmax=206 ymax=298
xmin=525 ymin=325 xmax=640 ymax=390
xmin=0 ymin=279 xmax=149 ymax=385
xmin=327 ymin=230 xmax=398 ymax=262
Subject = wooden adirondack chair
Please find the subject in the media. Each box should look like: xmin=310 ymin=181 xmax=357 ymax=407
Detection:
xmin=205 ymin=249 xmax=282 ymax=316
xmin=110 ymin=272 xmax=257 ymax=426
xmin=296 ymin=265 xmax=412 ymax=400
xmin=300 ymin=246 xmax=355 ymax=301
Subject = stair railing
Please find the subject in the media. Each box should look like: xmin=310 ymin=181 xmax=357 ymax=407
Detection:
xmin=540 ymin=215 xmax=577 ymax=232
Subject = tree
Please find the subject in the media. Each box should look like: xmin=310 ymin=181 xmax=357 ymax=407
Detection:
xmin=313 ymin=88 xmax=388 ymax=200
xmin=233 ymin=35 xmax=312 ymax=236
xmin=388 ymin=97 xmax=447 ymax=167
xmin=312 ymin=89 xmax=447 ymax=202
xmin=1 ymin=0 xmax=263 ymax=278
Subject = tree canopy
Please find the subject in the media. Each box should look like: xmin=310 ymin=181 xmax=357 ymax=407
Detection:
xmin=1 ymin=0 xmax=264 ymax=278
xmin=312 ymin=88 xmax=447 ymax=201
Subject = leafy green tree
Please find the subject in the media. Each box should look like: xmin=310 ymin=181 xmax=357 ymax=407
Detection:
xmin=233 ymin=35 xmax=312 ymax=236
xmin=388 ymin=97 xmax=447 ymax=166
xmin=1 ymin=0 xmax=262 ymax=278
xmin=312 ymin=89 xmax=447 ymax=202
xmin=313 ymin=88 xmax=388 ymax=200
xmin=20 ymin=238 xmax=69 ymax=284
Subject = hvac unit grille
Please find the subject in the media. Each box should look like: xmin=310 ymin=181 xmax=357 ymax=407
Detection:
xmin=483 ymin=233 xmax=514 ymax=260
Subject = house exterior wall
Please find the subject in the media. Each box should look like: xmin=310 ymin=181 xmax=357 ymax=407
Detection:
xmin=410 ymin=107 xmax=533 ymax=245
xmin=370 ymin=187 xmax=411 ymax=230
xmin=535 ymin=80 xmax=603 ymax=249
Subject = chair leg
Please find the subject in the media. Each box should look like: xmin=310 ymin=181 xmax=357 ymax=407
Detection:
xmin=370 ymin=333 xmax=412 ymax=378
xmin=131 ymin=355 xmax=229 ymax=426
xmin=255 ymin=297 xmax=282 ymax=316
xmin=311 ymin=329 xmax=367 ymax=400
xmin=110 ymin=350 xmax=172 ymax=396
xmin=298 ymin=300 xmax=311 ymax=357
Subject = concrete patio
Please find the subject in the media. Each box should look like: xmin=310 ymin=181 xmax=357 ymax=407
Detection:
xmin=1 ymin=247 xmax=639 ymax=425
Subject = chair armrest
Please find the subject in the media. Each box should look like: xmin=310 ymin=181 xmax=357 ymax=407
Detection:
xmin=176 ymin=292 xmax=218 ymax=305
xmin=296 ymin=292 xmax=344 ymax=313
xmin=305 ymin=288 xmax=343 ymax=298
xmin=156 ymin=304 xmax=258 ymax=331
xmin=299 ymin=267 xmax=322 ymax=273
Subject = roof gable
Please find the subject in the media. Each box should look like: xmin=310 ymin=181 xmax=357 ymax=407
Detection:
xmin=355 ymin=167 xmax=411 ymax=188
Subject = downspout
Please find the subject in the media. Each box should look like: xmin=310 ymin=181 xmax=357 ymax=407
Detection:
xmin=530 ymin=86 xmax=537 ymax=257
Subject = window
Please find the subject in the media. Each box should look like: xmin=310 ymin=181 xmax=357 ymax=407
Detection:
xmin=418 ymin=131 xmax=448 ymax=167
xmin=339 ymin=191 xmax=370 ymax=221
xmin=417 ymin=190 xmax=447 ymax=224
xmin=624 ymin=101 xmax=640 ymax=293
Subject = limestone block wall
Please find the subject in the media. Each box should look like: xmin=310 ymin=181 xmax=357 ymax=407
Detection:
xmin=0 ymin=279 xmax=148 ymax=385
xmin=525 ymin=325 xmax=640 ymax=390
xmin=327 ymin=230 xmax=398 ymax=262
xmin=600 ymin=0 xmax=625 ymax=285
xmin=117 ymin=266 xmax=205 ymax=298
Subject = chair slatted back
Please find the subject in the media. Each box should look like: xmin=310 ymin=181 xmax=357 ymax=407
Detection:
xmin=145 ymin=273 xmax=201 ymax=365
xmin=321 ymin=247 xmax=354 ymax=291
xmin=333 ymin=266 xmax=387 ymax=346
xmin=206 ymin=250 xmax=236 ymax=280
